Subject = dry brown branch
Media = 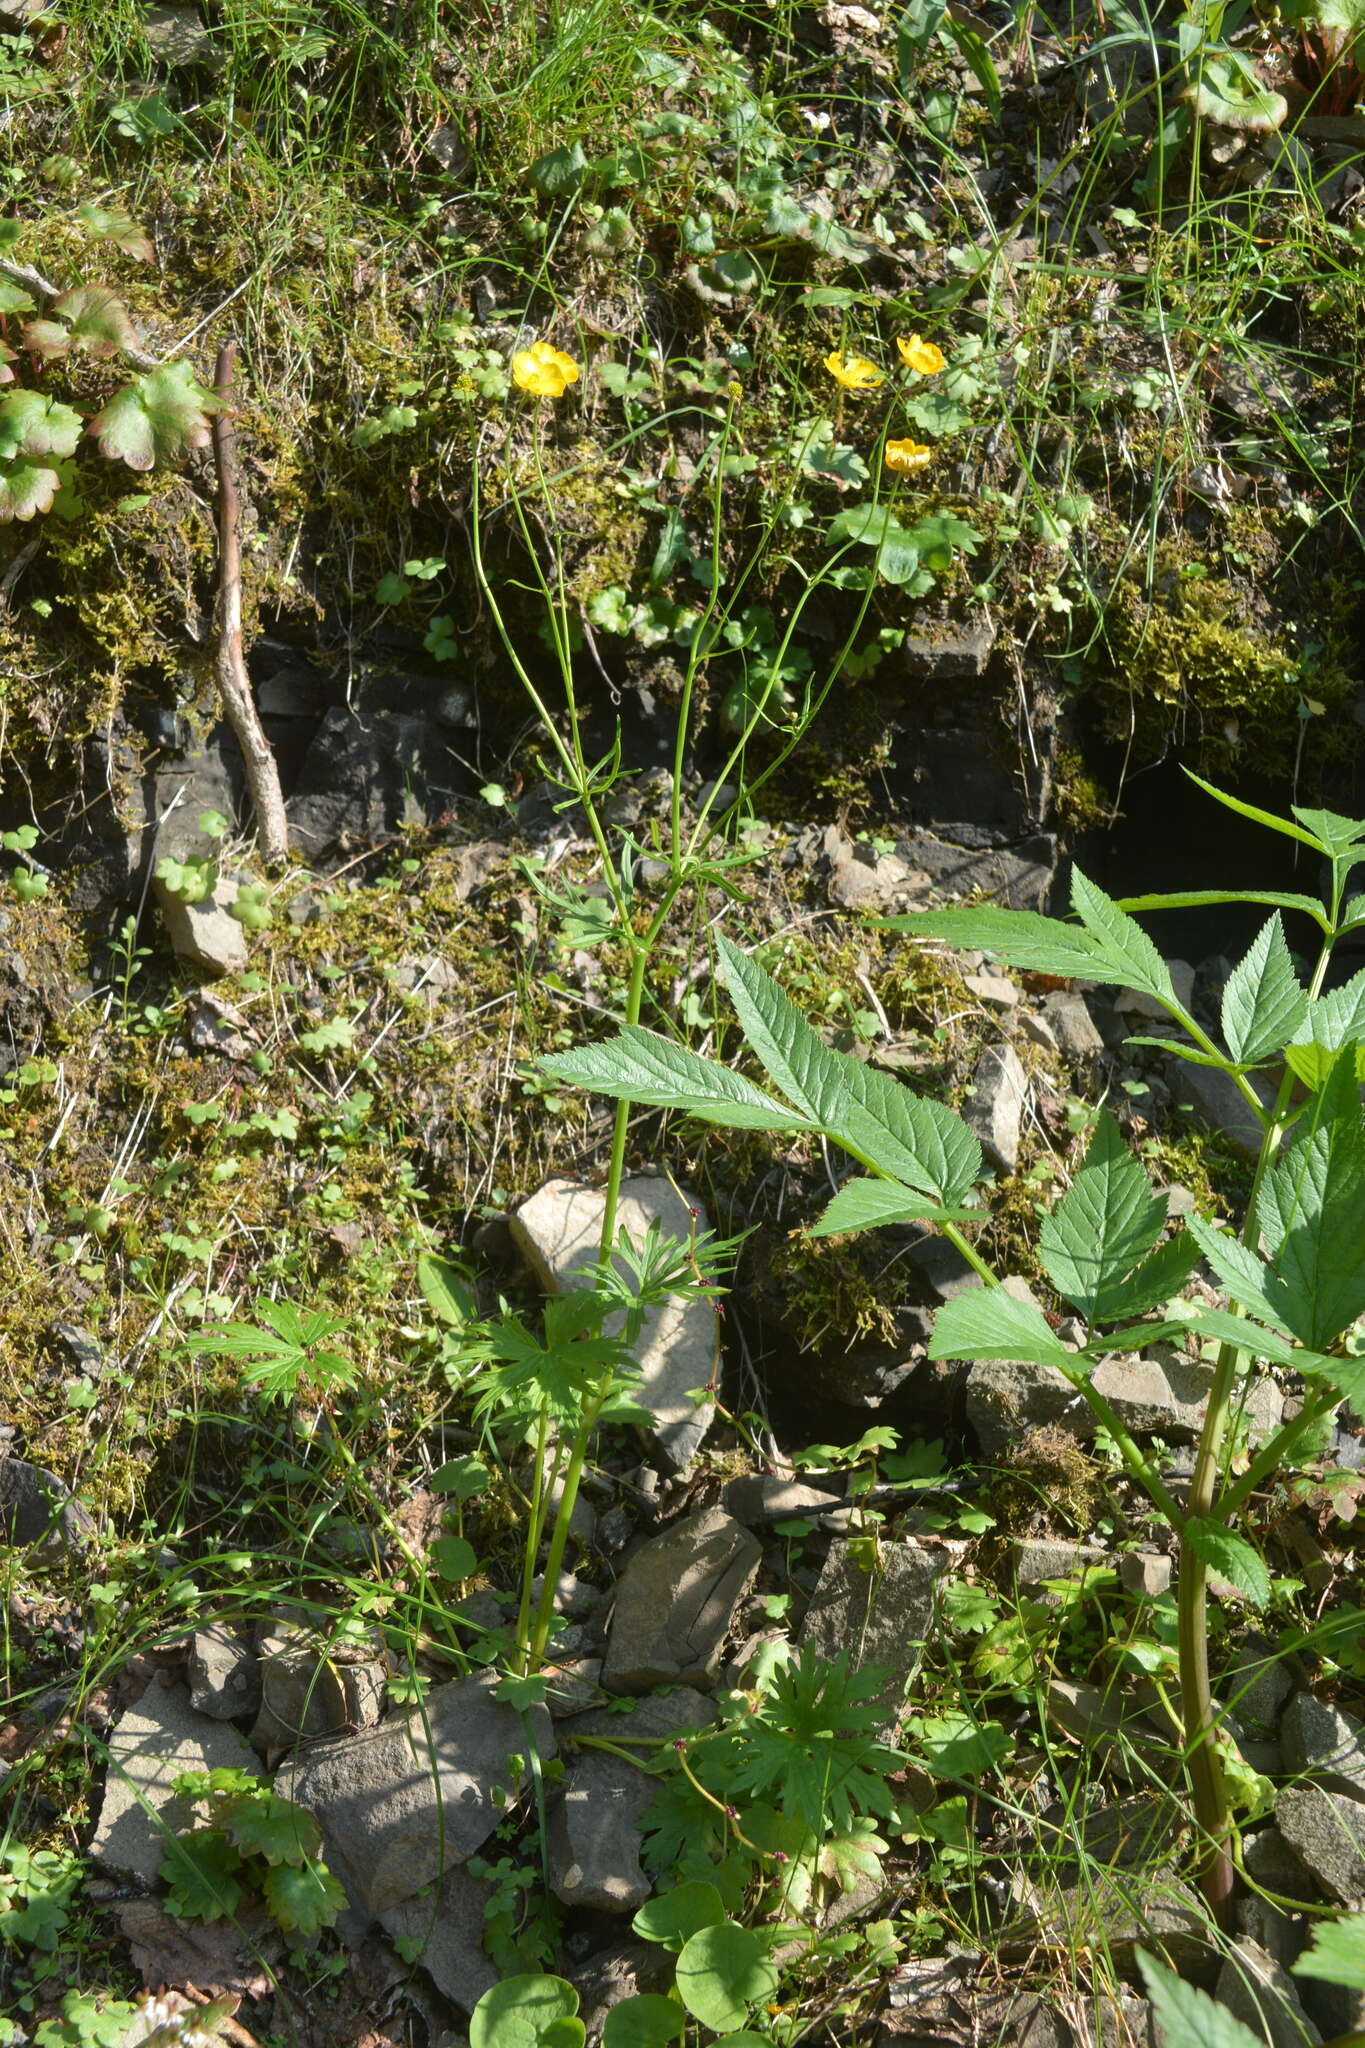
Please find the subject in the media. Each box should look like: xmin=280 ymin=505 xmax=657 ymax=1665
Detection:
xmin=211 ymin=341 xmax=288 ymax=867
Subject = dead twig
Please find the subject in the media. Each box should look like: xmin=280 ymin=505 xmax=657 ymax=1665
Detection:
xmin=211 ymin=341 xmax=288 ymax=868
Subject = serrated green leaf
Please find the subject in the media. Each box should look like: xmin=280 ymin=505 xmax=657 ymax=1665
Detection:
xmin=1292 ymin=1910 xmax=1365 ymax=1989
xmin=0 ymin=281 xmax=34 ymax=314
xmin=1184 ymin=1214 xmax=1295 ymax=1333
xmin=601 ymin=1996 xmax=684 ymax=2048
xmin=220 ymin=1787 xmax=320 ymax=1865
xmin=1221 ymin=915 xmax=1306 ymax=1064
xmin=1290 ymin=802 xmax=1365 ymax=854
xmin=48 ymin=286 xmax=140 ymax=360
xmin=1163 ymin=1300 xmax=1299 ymax=1365
xmin=1114 ymin=887 xmax=1331 ymax=932
xmin=1071 ymin=867 xmax=1175 ymax=1008
xmin=260 ymin=1859 xmax=347 ymax=1936
xmin=160 ymin=1831 xmax=246 ymax=1922
xmin=1257 ymin=1055 xmax=1365 ymax=1348
xmin=542 ymin=1026 xmax=816 ymax=1132
xmin=914 ymin=1707 xmax=1011 ymax=1778
xmin=883 ymin=904 xmax=1104 ymax=981
xmin=1139 ymin=1953 xmax=1264 ymax=2048
xmin=808 ymin=1177 xmax=973 ymax=1238
xmin=1038 ymin=1110 xmax=1172 ymax=1319
xmin=928 ymin=1288 xmax=1079 ymax=1375
xmin=1184 ymin=1519 xmax=1271 ymax=1606
xmin=90 ymin=360 xmax=219 ymax=472
xmin=675 ymin=1923 xmax=777 ymax=2034
xmin=76 ymin=202 xmax=155 ymax=260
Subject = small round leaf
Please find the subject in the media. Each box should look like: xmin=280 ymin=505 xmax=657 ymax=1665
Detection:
xmin=470 ymin=1975 xmax=580 ymax=2048
xmin=632 ymin=1879 xmax=726 ymax=1952
xmin=601 ymin=1995 xmax=684 ymax=2048
xmin=675 ymin=1923 xmax=777 ymax=2034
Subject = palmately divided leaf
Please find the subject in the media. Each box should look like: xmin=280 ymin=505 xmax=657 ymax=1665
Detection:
xmin=883 ymin=904 xmax=1103 ymax=981
xmin=1183 ymin=1519 xmax=1271 ymax=1607
xmin=1221 ymin=914 xmax=1307 ymax=1064
xmin=1038 ymin=1111 xmax=1172 ymax=1320
xmin=261 ymin=1860 xmax=346 ymax=1937
xmin=542 ymin=1027 xmax=816 ymax=1133
xmin=1070 ymin=868 xmax=1176 ymax=1009
xmin=0 ymin=457 xmax=62 ymax=522
xmin=90 ymin=360 xmax=219 ymax=471
xmin=1139 ymin=1953 xmax=1265 ymax=2048
xmin=0 ymin=390 xmax=83 ymax=461
xmin=928 ymin=1288 xmax=1081 ymax=1376
xmin=808 ymin=1177 xmax=974 ymax=1238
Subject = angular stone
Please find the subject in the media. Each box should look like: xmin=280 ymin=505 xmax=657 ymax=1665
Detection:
xmin=965 ymin=1043 xmax=1028 ymax=1172
xmin=250 ymin=1619 xmax=386 ymax=1753
xmin=1119 ymin=1551 xmax=1173 ymax=1600
xmin=1042 ymin=993 xmax=1105 ymax=1060
xmin=0 ymin=1458 xmax=94 ymax=1561
xmin=153 ymin=872 xmax=249 ymax=978
xmin=1115 ymin=962 xmax=1196 ymax=1020
xmin=1216 ymin=1938 xmax=1323 ymax=2048
xmin=963 ymin=972 xmax=1017 ymax=1009
xmin=602 ymin=1508 xmax=760 ymax=1693
xmin=288 ymin=706 xmax=468 ymax=862
xmin=1013 ymin=1539 xmax=1109 ymax=1596
xmin=1275 ymin=1786 xmax=1365 ymax=1902
xmin=377 ymin=1867 xmax=498 ymax=2013
xmin=1243 ymin=1823 xmax=1323 ymax=1903
xmin=188 ymin=1625 xmax=261 ymax=1720
xmin=91 ymin=1682 xmax=264 ymax=1882
xmin=799 ymin=1539 xmax=949 ymax=1727
xmin=722 ymin=1476 xmax=844 ymax=1526
xmin=1281 ymin=1693 xmax=1365 ymax=1799
xmin=1167 ymin=1060 xmax=1276 ymax=1162
xmin=827 ymin=848 xmax=925 ymax=913
xmin=276 ymin=1671 xmax=555 ymax=1914
xmin=144 ymin=5 xmax=222 ymax=65
xmin=550 ymin=1691 xmax=716 ymax=1912
xmin=1222 ymin=1637 xmax=1294 ymax=1733
xmin=965 ymin=1344 xmax=1281 ymax=1460
xmin=905 ymin=1234 xmax=986 ymax=1303
xmin=511 ymin=1175 xmax=719 ymax=1470
xmin=900 ymin=831 xmax=1057 ymax=913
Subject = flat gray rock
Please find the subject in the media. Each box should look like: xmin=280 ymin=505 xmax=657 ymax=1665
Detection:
xmin=91 ymin=1681 xmax=264 ymax=1882
xmin=1216 ymin=1937 xmax=1323 ymax=2048
xmin=1281 ymin=1693 xmax=1365 ymax=1798
xmin=966 ymin=1345 xmax=1281 ymax=1459
xmin=276 ymin=1670 xmax=555 ymax=1915
xmin=188 ymin=1625 xmax=261 ymax=1720
xmin=377 ymin=1867 xmax=498 ymax=2013
xmin=1276 ymin=1786 xmax=1365 ymax=1902
xmin=512 ymin=1175 xmax=719 ymax=1470
xmin=722 ymin=1476 xmax=844 ymax=1526
xmin=602 ymin=1508 xmax=760 ymax=1693
xmin=799 ymin=1539 xmax=949 ymax=1727
xmin=153 ymin=872 xmax=249 ymax=977
xmin=250 ymin=1619 xmax=386 ymax=1754
xmin=1167 ymin=1060 xmax=1276 ymax=1161
xmin=550 ymin=1691 xmax=716 ymax=1912
xmin=0 ymin=1459 xmax=94 ymax=1560
xmin=964 ymin=1043 xmax=1028 ymax=1173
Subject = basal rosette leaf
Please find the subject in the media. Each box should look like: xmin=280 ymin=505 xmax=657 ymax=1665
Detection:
xmin=91 ymin=361 xmax=220 ymax=472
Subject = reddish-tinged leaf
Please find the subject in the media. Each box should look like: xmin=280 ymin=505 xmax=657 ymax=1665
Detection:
xmin=51 ymin=286 xmax=141 ymax=359
xmin=21 ymin=318 xmax=71 ymax=361
xmin=0 ymin=458 xmax=62 ymax=521
xmin=76 ymin=202 xmax=155 ymax=261
xmin=90 ymin=360 xmax=219 ymax=471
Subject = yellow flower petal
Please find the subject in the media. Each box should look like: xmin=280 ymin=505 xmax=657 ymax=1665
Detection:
xmin=824 ymin=350 xmax=883 ymax=392
xmin=511 ymin=339 xmax=581 ymax=398
xmin=884 ymin=437 xmax=933 ymax=473
xmin=897 ymin=334 xmax=946 ymax=376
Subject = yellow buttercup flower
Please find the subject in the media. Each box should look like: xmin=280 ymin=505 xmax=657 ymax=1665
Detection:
xmin=885 ymin=437 xmax=933 ymax=473
xmin=511 ymin=340 xmax=581 ymax=398
xmin=824 ymin=350 xmax=883 ymax=392
xmin=897 ymin=334 xmax=946 ymax=376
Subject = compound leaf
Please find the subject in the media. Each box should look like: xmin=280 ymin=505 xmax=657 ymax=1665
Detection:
xmin=542 ymin=1026 xmax=817 ymax=1133
xmin=884 ymin=904 xmax=1104 ymax=981
xmin=928 ymin=1287 xmax=1079 ymax=1375
xmin=160 ymin=1831 xmax=246 ymax=1922
xmin=808 ymin=1176 xmax=974 ymax=1238
xmin=1071 ymin=867 xmax=1176 ymax=1009
xmin=1039 ymin=1111 xmax=1173 ymax=1319
xmin=90 ymin=360 xmax=219 ymax=471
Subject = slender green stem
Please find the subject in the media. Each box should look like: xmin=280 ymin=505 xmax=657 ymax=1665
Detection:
xmin=1216 ymin=1385 xmax=1343 ymax=1521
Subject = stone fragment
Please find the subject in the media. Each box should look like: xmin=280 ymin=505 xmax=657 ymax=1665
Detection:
xmin=1042 ymin=993 xmax=1105 ymax=1060
xmin=188 ymin=1624 xmax=261 ymax=1720
xmin=1167 ymin=1060 xmax=1277 ymax=1161
xmin=1275 ymin=1786 xmax=1365 ymax=1902
xmin=902 ymin=616 xmax=996 ymax=679
xmin=1018 ymin=1011 xmax=1058 ymax=1054
xmin=826 ymin=845 xmax=925 ymax=913
xmin=288 ymin=706 xmax=471 ymax=863
xmin=92 ymin=1682 xmax=264 ymax=1882
xmin=1222 ymin=1636 xmax=1294 ymax=1733
xmin=1114 ymin=962 xmax=1196 ymax=1020
xmin=1216 ymin=1938 xmax=1323 ymax=2048
xmin=0 ymin=1458 xmax=94 ymax=1560
xmin=153 ymin=872 xmax=249 ymax=978
xmin=569 ymin=1940 xmax=675 ymax=2041
xmin=144 ymin=5 xmax=221 ymax=65
xmin=905 ymin=1234 xmax=986 ymax=1302
xmin=966 ymin=1344 xmax=1281 ymax=1459
xmin=1243 ymin=1823 xmax=1323 ymax=1902
xmin=250 ymin=1619 xmax=386 ymax=1754
xmin=799 ymin=1538 xmax=949 ymax=1727
xmin=963 ymin=971 xmax=1017 ymax=1009
xmin=512 ymin=1175 xmax=719 ymax=1470
xmin=1013 ymin=1539 xmax=1109 ymax=1598
xmin=276 ymin=1670 xmax=555 ymax=1915
xmin=549 ymin=1691 xmax=716 ymax=1912
xmin=376 ymin=1868 xmax=498 ymax=2013
xmin=1120 ymin=1551 xmax=1173 ymax=1600
xmin=964 ymin=1043 xmax=1028 ymax=1172
xmin=722 ymin=1476 xmax=844 ymax=1526
xmin=544 ymin=1659 xmax=603 ymax=1718
xmin=602 ymin=1508 xmax=760 ymax=1693
xmin=1281 ymin=1693 xmax=1365 ymax=1798
xmin=900 ymin=830 xmax=1057 ymax=913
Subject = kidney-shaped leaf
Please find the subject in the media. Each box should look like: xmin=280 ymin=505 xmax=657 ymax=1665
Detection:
xmin=676 ymin=1923 xmax=777 ymax=2034
xmin=470 ymin=1976 xmax=582 ymax=2048
xmin=91 ymin=360 xmax=219 ymax=471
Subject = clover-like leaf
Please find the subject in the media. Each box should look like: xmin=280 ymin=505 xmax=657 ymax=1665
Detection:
xmin=90 ymin=361 xmax=219 ymax=472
